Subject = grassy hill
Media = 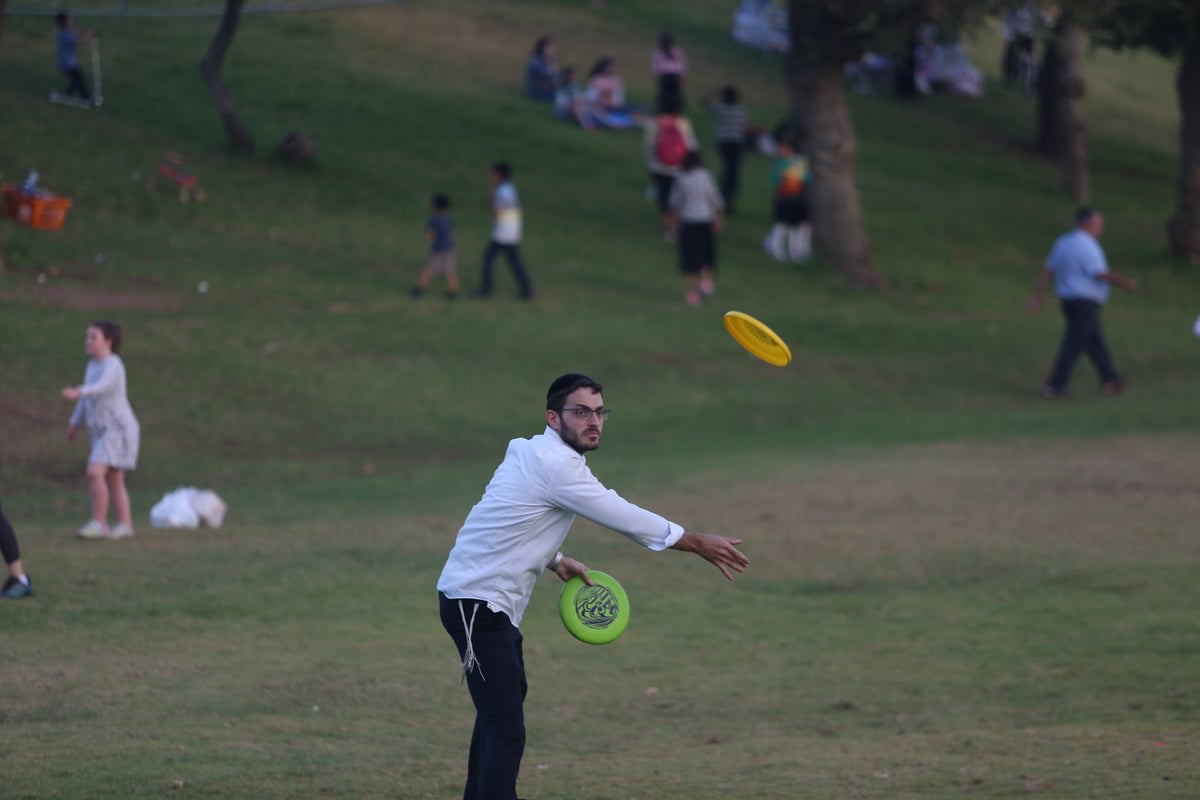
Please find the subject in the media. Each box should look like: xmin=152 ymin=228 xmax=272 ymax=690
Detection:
xmin=1 ymin=3 xmax=1199 ymax=798
xmin=2 ymin=1 xmax=1197 ymax=521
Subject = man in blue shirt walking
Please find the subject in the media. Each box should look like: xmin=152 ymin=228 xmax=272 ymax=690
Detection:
xmin=1027 ymin=207 xmax=1139 ymax=398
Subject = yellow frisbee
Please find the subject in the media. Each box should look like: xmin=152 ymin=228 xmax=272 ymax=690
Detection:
xmin=723 ymin=310 xmax=792 ymax=367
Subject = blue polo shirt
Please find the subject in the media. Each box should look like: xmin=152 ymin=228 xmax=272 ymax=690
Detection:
xmin=57 ymin=29 xmax=80 ymax=71
xmin=1046 ymin=228 xmax=1109 ymax=303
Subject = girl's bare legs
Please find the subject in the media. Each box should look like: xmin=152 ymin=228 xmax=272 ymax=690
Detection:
xmin=106 ymin=468 xmax=132 ymax=527
xmin=87 ymin=461 xmax=110 ymax=525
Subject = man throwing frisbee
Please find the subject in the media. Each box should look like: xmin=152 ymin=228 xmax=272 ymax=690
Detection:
xmin=436 ymin=373 xmax=749 ymax=800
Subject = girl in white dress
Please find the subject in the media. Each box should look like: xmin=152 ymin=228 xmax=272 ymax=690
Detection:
xmin=61 ymin=321 xmax=140 ymax=539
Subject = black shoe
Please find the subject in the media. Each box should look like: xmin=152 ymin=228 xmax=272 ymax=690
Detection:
xmin=410 ymin=286 xmax=425 ymax=298
xmin=1 ymin=575 xmax=33 ymax=599
xmin=444 ymin=291 xmax=459 ymax=300
xmin=519 ymin=290 xmax=535 ymax=301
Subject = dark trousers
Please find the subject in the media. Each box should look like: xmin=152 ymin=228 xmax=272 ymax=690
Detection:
xmin=440 ymin=593 xmax=527 ymax=800
xmin=0 ymin=500 xmax=20 ymax=565
xmin=650 ymin=171 xmax=675 ymax=214
xmin=480 ymin=241 xmax=533 ymax=298
xmin=62 ymin=67 xmax=91 ymax=100
xmin=717 ymin=140 xmax=743 ymax=211
xmin=1046 ymin=298 xmax=1120 ymax=391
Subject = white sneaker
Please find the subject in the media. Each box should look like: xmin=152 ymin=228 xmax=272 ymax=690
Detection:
xmin=76 ymin=520 xmax=109 ymax=539
xmin=109 ymin=522 xmax=135 ymax=539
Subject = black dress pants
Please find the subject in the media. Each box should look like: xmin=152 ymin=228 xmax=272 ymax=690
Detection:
xmin=440 ymin=592 xmax=528 ymax=800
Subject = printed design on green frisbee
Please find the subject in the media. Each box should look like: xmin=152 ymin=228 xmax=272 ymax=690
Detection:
xmin=559 ymin=571 xmax=631 ymax=645
xmin=573 ymin=584 xmax=621 ymax=629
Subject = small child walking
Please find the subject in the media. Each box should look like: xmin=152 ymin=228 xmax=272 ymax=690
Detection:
xmin=411 ymin=193 xmax=460 ymax=299
xmin=668 ymin=150 xmax=725 ymax=306
xmin=60 ymin=320 xmax=140 ymax=540
xmin=765 ymin=131 xmax=812 ymax=263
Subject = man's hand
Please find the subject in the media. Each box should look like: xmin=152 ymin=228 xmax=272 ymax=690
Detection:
xmin=553 ymin=556 xmax=593 ymax=586
xmin=61 ymin=386 xmax=82 ymax=401
xmin=1026 ymin=294 xmax=1042 ymax=313
xmin=66 ymin=425 xmax=77 ymax=441
xmin=1114 ymin=274 xmax=1139 ymax=292
xmin=671 ymin=531 xmax=750 ymax=581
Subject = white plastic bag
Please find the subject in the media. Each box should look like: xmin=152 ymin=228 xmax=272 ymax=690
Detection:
xmin=150 ymin=488 xmax=199 ymax=529
xmin=149 ymin=487 xmax=227 ymax=529
xmin=192 ymin=490 xmax=227 ymax=528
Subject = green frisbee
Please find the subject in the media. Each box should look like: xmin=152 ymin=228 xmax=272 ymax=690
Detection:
xmin=558 ymin=570 xmax=631 ymax=645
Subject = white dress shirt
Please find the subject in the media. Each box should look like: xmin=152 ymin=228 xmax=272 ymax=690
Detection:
xmin=437 ymin=426 xmax=685 ymax=627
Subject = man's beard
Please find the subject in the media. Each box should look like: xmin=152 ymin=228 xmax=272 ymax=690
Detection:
xmin=561 ymin=425 xmax=601 ymax=454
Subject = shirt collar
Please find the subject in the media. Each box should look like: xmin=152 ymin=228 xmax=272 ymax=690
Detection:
xmin=543 ymin=425 xmax=586 ymax=462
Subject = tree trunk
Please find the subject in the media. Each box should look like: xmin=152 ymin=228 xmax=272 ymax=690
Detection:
xmin=1034 ymin=24 xmax=1061 ymax=155
xmin=200 ymin=0 xmax=255 ymax=156
xmin=1056 ymin=18 xmax=1090 ymax=204
xmin=1168 ymin=39 xmax=1200 ymax=262
xmin=1036 ymin=14 xmax=1089 ymax=203
xmin=784 ymin=56 xmax=882 ymax=288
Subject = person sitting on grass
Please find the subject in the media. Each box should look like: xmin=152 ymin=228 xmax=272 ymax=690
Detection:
xmin=584 ymin=58 xmax=639 ymax=129
xmin=411 ymin=193 xmax=460 ymax=299
xmin=54 ymin=12 xmax=95 ymax=103
xmin=524 ymin=35 xmax=558 ymax=102
xmin=554 ymin=66 xmax=587 ymax=126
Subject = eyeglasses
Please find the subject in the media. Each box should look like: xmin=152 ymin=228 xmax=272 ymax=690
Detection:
xmin=559 ymin=406 xmax=611 ymax=422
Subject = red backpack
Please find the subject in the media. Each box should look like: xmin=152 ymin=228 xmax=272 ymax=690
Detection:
xmin=655 ymin=117 xmax=688 ymax=167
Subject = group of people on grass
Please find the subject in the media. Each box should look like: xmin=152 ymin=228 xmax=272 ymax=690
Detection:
xmin=525 ymin=33 xmax=688 ymax=131
xmin=524 ymin=31 xmax=817 ymax=306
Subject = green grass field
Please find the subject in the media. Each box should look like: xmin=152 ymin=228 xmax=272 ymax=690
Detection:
xmin=2 ymin=2 xmax=1199 ymax=797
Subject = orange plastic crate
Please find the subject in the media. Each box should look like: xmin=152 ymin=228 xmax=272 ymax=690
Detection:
xmin=1 ymin=184 xmax=73 ymax=231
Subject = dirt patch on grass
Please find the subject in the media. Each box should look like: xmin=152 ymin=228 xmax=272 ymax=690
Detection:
xmin=0 ymin=283 xmax=184 ymax=313
xmin=635 ymin=434 xmax=1200 ymax=584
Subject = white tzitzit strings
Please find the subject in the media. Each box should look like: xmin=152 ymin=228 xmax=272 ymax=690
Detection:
xmin=457 ymin=600 xmax=485 ymax=683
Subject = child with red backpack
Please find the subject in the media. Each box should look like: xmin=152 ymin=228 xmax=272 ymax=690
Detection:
xmin=765 ymin=129 xmax=812 ymax=262
xmin=643 ymin=91 xmax=697 ymax=240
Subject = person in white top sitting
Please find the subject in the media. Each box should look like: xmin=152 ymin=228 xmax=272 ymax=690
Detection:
xmin=437 ymin=373 xmax=749 ymax=800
